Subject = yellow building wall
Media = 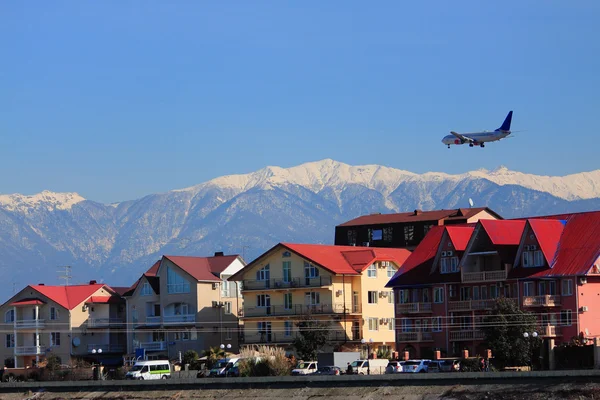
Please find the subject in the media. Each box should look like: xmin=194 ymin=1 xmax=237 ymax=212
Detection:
xmin=359 ymin=262 xmax=397 ymax=345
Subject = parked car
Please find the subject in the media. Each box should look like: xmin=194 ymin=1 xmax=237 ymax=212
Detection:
xmin=439 ymin=359 xmax=461 ymax=372
xmin=311 ymin=366 xmax=341 ymax=376
xmin=125 ymin=360 xmax=171 ymax=380
xmin=427 ymin=360 xmax=442 ymax=373
xmin=401 ymin=359 xmax=431 ymax=373
xmin=385 ymin=361 xmax=404 ymax=374
xmin=350 ymin=359 xmax=389 ymax=375
xmin=292 ymin=361 xmax=318 ymax=375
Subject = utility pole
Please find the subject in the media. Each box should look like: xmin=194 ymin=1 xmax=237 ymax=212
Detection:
xmin=57 ymin=265 xmax=72 ymax=286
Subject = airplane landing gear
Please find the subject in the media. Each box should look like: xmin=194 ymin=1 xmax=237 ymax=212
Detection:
xmin=447 ymin=144 xmax=450 ymax=149
xmin=480 ymin=143 xmax=485 ymax=148
xmin=469 ymin=143 xmax=474 ymax=147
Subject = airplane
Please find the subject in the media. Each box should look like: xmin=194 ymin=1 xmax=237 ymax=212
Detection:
xmin=442 ymin=111 xmax=513 ymax=148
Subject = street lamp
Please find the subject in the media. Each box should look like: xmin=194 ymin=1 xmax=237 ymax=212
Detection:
xmin=91 ymin=348 xmax=103 ymax=354
xmin=220 ymin=343 xmax=232 ymax=351
xmin=523 ymin=331 xmax=538 ymax=369
xmin=361 ymin=338 xmax=374 ymax=375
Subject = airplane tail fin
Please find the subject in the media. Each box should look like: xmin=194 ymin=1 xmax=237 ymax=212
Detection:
xmin=496 ymin=111 xmax=513 ymax=132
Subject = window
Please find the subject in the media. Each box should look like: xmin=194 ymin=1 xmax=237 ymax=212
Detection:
xmin=389 ymin=318 xmax=395 ymax=330
xmin=368 ymin=291 xmax=378 ymax=304
xmin=167 ymin=266 xmax=190 ymax=294
xmin=398 ymin=289 xmax=410 ymax=304
xmin=132 ymin=309 xmax=138 ymax=323
xmin=367 ymin=264 xmax=377 ymax=278
xmin=173 ymin=302 xmax=188 ymax=315
xmin=473 ymin=286 xmax=480 ymax=300
xmin=50 ymin=307 xmax=59 ymax=320
xmin=562 ymin=279 xmax=573 ymax=296
xmin=174 ymin=331 xmax=190 ymax=341
xmin=432 ymin=317 xmax=442 ymax=332
xmin=282 ymin=251 xmax=291 ymax=258
xmin=221 ymin=279 xmax=232 ymax=297
xmin=347 ymin=230 xmax=357 ymax=246
xmin=534 ymin=251 xmax=544 ymax=267
xmin=440 ymin=258 xmax=448 ymax=274
xmin=480 ymin=286 xmax=488 ymax=300
xmin=560 ymin=310 xmax=572 ymax=326
xmin=404 ymin=225 xmax=415 ymax=242
xmin=256 ymin=264 xmax=270 ymax=281
xmin=371 ymin=229 xmax=383 ymax=241
xmin=257 ymin=294 xmax=271 ymax=308
xmin=401 ymin=318 xmax=412 ymax=332
xmin=423 ymin=224 xmax=434 ymax=236
xmin=368 ymin=317 xmax=379 ymax=331
xmin=548 ymin=280 xmax=557 ymax=295
xmin=383 ymin=227 xmax=393 ymax=242
xmin=422 ymin=289 xmax=430 ymax=303
xmin=460 ymin=287 xmax=472 ymax=301
xmin=284 ymin=321 xmax=293 ymax=337
xmin=4 ymin=310 xmax=14 ymax=323
xmin=282 ymin=261 xmax=292 ymax=283
xmin=304 ymin=262 xmax=319 ymax=279
xmin=140 ymin=282 xmax=153 ymax=296
xmin=538 ymin=281 xmax=546 ymax=296
xmin=489 ymin=285 xmax=498 ymax=299
xmin=522 ymin=251 xmax=534 ymax=267
xmin=450 ymin=257 xmax=459 ymax=272
xmin=284 ymin=293 xmax=293 ymax=310
xmin=434 ymin=288 xmax=444 ymax=303
xmin=388 ymin=291 xmax=394 ymax=304
xmin=422 ymin=319 xmax=429 ymax=332
xmin=50 ymin=332 xmax=61 ymax=347
xmin=224 ymin=302 xmax=232 ymax=315
xmin=5 ymin=334 xmax=14 ymax=348
xmin=305 ymin=292 xmax=320 ymax=305
xmin=225 ymin=327 xmax=233 ymax=340
xmin=387 ymin=263 xmax=395 ymax=278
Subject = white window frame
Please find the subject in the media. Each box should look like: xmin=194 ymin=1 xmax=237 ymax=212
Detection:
xmin=224 ymin=301 xmax=232 ymax=315
xmin=367 ymin=264 xmax=377 ymax=278
xmin=450 ymin=257 xmax=459 ymax=273
xmin=256 ymin=264 xmax=270 ymax=281
xmin=50 ymin=307 xmax=59 ymax=320
xmin=284 ymin=321 xmax=293 ymax=337
xmin=562 ymin=279 xmax=573 ymax=296
xmin=387 ymin=264 xmax=395 ymax=278
xmin=257 ymin=294 xmax=271 ymax=308
xmin=560 ymin=309 xmax=572 ymax=326
xmin=305 ymin=292 xmax=320 ymax=306
xmin=4 ymin=310 xmax=14 ymax=323
xmin=523 ymin=281 xmax=534 ymax=297
xmin=368 ymin=291 xmax=378 ymax=304
xmin=522 ymin=251 xmax=534 ymax=267
xmin=167 ymin=266 xmax=191 ymax=294
xmin=368 ymin=317 xmax=379 ymax=331
xmin=434 ymin=287 xmax=444 ymax=304
xmin=5 ymin=334 xmax=14 ymax=348
xmin=284 ymin=293 xmax=293 ymax=310
xmin=282 ymin=261 xmax=292 ymax=283
xmin=50 ymin=332 xmax=61 ymax=347
xmin=389 ymin=318 xmax=395 ymax=331
xmin=432 ymin=317 xmax=442 ymax=332
xmin=534 ymin=250 xmax=544 ymax=267
xmin=388 ymin=291 xmax=394 ymax=304
xmin=440 ymin=258 xmax=448 ymax=274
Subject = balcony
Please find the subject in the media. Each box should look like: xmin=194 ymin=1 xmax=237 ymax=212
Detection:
xmin=15 ymin=346 xmax=45 ymax=356
xmin=145 ymin=316 xmax=161 ymax=325
xmin=241 ymin=303 xmax=358 ymax=318
xmin=15 ymin=319 xmax=45 ymax=330
xmin=87 ymin=344 xmax=126 ymax=354
xmin=243 ymin=330 xmax=352 ymax=344
xmin=396 ymin=332 xmax=434 ymax=343
xmin=87 ymin=318 xmax=126 ymax=328
xmin=241 ymin=276 xmax=333 ymax=291
xmin=462 ymin=269 xmax=507 ymax=283
xmin=163 ymin=314 xmax=196 ymax=324
xmin=523 ymin=295 xmax=561 ymax=307
xmin=539 ymin=325 xmax=561 ymax=337
xmin=395 ymin=303 xmax=432 ymax=314
xmin=448 ymin=299 xmax=497 ymax=311
xmin=449 ymin=330 xmax=485 ymax=341
xmin=136 ymin=341 xmax=167 ymax=351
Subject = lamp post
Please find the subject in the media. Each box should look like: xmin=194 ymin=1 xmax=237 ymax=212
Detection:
xmin=361 ymin=338 xmax=374 ymax=375
xmin=523 ymin=331 xmax=538 ymax=370
xmin=220 ymin=343 xmax=232 ymax=351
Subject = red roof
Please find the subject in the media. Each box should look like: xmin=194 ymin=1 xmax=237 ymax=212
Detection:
xmin=29 ymin=284 xmax=106 ymax=310
xmin=164 ymin=254 xmax=239 ymax=282
xmin=446 ymin=226 xmax=475 ymax=251
xmin=528 ymin=219 xmax=565 ymax=265
xmin=480 ymin=219 xmax=525 ymax=245
xmin=10 ymin=299 xmax=45 ymax=306
xmin=338 ymin=207 xmax=499 ymax=227
xmin=86 ymin=296 xmax=121 ymax=304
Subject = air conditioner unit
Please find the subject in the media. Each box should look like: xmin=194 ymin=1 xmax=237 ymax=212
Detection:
xmin=580 ymin=306 xmax=589 ymax=312
xmin=212 ymin=301 xmax=218 ymax=308
xmin=580 ymin=277 xmax=588 ymax=285
xmin=212 ymin=283 xmax=219 ymax=290
xmin=336 ymin=290 xmax=343 ymax=296
xmin=379 ymin=291 xmax=387 ymax=298
xmin=380 ymin=318 xmax=386 ymax=324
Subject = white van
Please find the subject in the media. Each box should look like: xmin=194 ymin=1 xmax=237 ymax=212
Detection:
xmin=126 ymin=360 xmax=171 ymax=380
xmin=350 ymin=359 xmax=389 ymax=375
xmin=291 ymin=361 xmax=318 ymax=375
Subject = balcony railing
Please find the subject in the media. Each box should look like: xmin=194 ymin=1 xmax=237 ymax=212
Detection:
xmin=87 ymin=344 xmax=126 ymax=354
xmin=523 ymin=295 xmax=561 ymax=307
xmin=449 ymin=330 xmax=485 ymax=341
xmin=462 ymin=270 xmax=507 ymax=283
xmin=448 ymin=299 xmax=497 ymax=311
xmin=242 ymin=330 xmax=352 ymax=344
xmin=395 ymin=303 xmax=432 ymax=314
xmin=136 ymin=341 xmax=167 ymax=351
xmin=163 ymin=314 xmax=196 ymax=324
xmin=15 ymin=346 xmax=45 ymax=355
xmin=539 ymin=325 xmax=561 ymax=337
xmin=15 ymin=319 xmax=45 ymax=329
xmin=241 ymin=276 xmax=333 ymax=291
xmin=145 ymin=316 xmax=161 ymax=325
xmin=396 ymin=331 xmax=434 ymax=343
xmin=87 ymin=318 xmax=126 ymax=328
xmin=241 ymin=303 xmax=359 ymax=318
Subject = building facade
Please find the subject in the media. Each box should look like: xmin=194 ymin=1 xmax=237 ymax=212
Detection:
xmin=124 ymin=253 xmax=245 ymax=360
xmin=0 ymin=282 xmax=125 ymax=368
xmin=230 ymin=243 xmax=411 ymax=357
xmin=387 ymin=212 xmax=600 ymax=364
xmin=335 ymin=207 xmax=500 ymax=250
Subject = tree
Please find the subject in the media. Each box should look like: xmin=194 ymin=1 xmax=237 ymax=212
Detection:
xmin=481 ymin=297 xmax=540 ymax=368
xmin=203 ymin=346 xmax=226 ymax=369
xmin=182 ymin=350 xmax=199 ymax=366
xmin=292 ymin=315 xmax=330 ymax=361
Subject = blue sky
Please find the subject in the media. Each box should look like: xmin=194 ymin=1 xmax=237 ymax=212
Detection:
xmin=2 ymin=1 xmax=599 ymax=203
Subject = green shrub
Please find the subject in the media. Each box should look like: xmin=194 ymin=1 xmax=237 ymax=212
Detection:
xmin=459 ymin=358 xmax=482 ymax=372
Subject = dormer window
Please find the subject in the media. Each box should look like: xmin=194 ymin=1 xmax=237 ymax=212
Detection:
xmin=440 ymin=256 xmax=459 ymax=274
xmin=367 ymin=264 xmax=377 ymax=278
xmin=140 ymin=282 xmax=153 ymax=296
xmin=522 ymin=246 xmax=544 ymax=267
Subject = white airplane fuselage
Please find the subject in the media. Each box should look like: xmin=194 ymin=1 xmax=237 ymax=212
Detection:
xmin=442 ymin=130 xmax=511 ymax=146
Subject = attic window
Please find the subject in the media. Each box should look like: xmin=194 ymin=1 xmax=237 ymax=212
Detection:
xmin=370 ymin=229 xmax=383 ymax=241
xmin=282 ymin=251 xmax=291 ymax=258
xmin=404 ymin=225 xmax=414 ymax=242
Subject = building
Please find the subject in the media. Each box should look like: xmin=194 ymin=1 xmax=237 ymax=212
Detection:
xmin=0 ymin=281 xmax=125 ymax=368
xmin=386 ymin=211 xmax=600 ymax=364
xmin=335 ymin=207 xmax=501 ymax=250
xmin=124 ymin=253 xmax=245 ymax=360
xmin=229 ymin=243 xmax=411 ymax=357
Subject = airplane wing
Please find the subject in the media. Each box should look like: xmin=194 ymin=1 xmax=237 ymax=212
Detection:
xmin=450 ymin=131 xmax=474 ymax=143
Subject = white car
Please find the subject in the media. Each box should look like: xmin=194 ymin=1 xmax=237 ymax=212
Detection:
xmin=401 ymin=359 xmax=431 ymax=373
xmin=385 ymin=361 xmax=404 ymax=374
xmin=125 ymin=360 xmax=171 ymax=380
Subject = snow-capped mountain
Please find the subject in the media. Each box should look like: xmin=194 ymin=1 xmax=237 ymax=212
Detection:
xmin=1 ymin=159 xmax=599 ymax=291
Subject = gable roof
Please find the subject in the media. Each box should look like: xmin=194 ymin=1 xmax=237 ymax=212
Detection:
xmin=479 ymin=219 xmax=526 ymax=245
xmin=163 ymin=254 xmax=240 ymax=282
xmin=551 ymin=212 xmax=600 ymax=276
xmin=338 ymin=207 xmax=500 ymax=227
xmin=446 ymin=226 xmax=476 ymax=251
xmin=527 ymin=219 xmax=566 ymax=265
xmin=28 ymin=284 xmax=106 ymax=310
xmin=122 ymin=259 xmax=163 ymax=297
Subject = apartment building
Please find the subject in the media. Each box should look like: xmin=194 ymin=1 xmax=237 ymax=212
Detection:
xmin=386 ymin=211 xmax=600 ymax=364
xmin=229 ymin=243 xmax=411 ymax=356
xmin=335 ymin=207 xmax=501 ymax=250
xmin=0 ymin=282 xmax=125 ymax=368
xmin=124 ymin=253 xmax=245 ymax=360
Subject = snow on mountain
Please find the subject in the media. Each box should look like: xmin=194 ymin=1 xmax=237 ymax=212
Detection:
xmin=0 ymin=159 xmax=599 ymax=292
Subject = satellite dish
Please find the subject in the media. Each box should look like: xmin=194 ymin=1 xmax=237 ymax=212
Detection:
xmin=468 ymin=198 xmax=474 ymax=208
xmin=72 ymin=337 xmax=80 ymax=347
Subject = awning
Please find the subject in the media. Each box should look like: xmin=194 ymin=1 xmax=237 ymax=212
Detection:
xmin=10 ymin=299 xmax=45 ymax=306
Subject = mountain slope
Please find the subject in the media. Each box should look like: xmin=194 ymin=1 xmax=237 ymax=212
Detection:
xmin=0 ymin=159 xmax=599 ymax=290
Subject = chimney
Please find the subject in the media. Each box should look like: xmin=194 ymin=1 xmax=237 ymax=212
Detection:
xmin=89 ymin=280 xmax=97 ymax=285
xmin=38 ymin=283 xmax=45 ymax=286
xmin=414 ymin=209 xmax=422 ymax=216
xmin=214 ymin=252 xmax=224 ymax=257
